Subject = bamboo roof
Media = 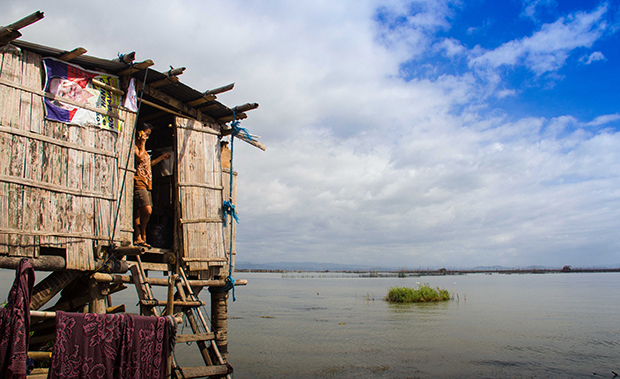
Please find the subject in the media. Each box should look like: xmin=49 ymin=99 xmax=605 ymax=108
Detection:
xmin=10 ymin=39 xmax=258 ymax=124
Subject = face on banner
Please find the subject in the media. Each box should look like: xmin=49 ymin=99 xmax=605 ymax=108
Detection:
xmin=48 ymin=76 xmax=95 ymax=111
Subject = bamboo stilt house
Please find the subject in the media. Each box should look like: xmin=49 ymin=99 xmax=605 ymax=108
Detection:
xmin=0 ymin=11 xmax=263 ymax=377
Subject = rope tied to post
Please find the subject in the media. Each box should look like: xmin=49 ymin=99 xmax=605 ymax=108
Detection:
xmin=222 ymin=200 xmax=239 ymax=225
xmin=230 ymin=119 xmax=255 ymax=143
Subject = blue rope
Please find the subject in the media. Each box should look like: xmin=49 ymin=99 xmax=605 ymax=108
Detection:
xmin=224 ymin=112 xmax=239 ymax=301
xmin=222 ymin=200 xmax=239 ymax=225
xmin=231 ymin=120 xmax=255 ymax=142
xmin=220 ymin=112 xmax=257 ymax=301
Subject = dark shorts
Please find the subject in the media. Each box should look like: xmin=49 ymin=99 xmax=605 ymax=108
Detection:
xmin=134 ymin=189 xmax=152 ymax=209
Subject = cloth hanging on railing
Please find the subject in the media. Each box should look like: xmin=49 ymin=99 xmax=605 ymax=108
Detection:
xmin=48 ymin=312 xmax=176 ymax=379
xmin=0 ymin=258 xmax=34 ymax=379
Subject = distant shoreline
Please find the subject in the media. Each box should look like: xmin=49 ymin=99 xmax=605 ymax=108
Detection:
xmin=236 ymin=267 xmax=620 ymax=276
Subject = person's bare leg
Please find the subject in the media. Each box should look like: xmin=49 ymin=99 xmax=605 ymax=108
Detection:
xmin=134 ymin=212 xmax=143 ymax=244
xmin=139 ymin=205 xmax=152 ymax=244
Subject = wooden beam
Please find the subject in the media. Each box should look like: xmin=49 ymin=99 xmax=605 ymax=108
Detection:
xmin=91 ymin=78 xmax=124 ymax=95
xmin=91 ymin=272 xmax=247 ymax=287
xmin=0 ymin=255 xmax=66 ymax=271
xmin=58 ymin=47 xmax=87 ymax=62
xmin=187 ymin=83 xmax=235 ymax=107
xmin=140 ymin=299 xmax=205 ymax=307
xmin=166 ymin=66 xmax=186 ymax=76
xmin=221 ymin=125 xmax=266 ymax=151
xmin=218 ymin=112 xmax=247 ymax=124
xmin=106 ymin=304 xmax=126 ymax=314
xmin=140 ymin=82 xmax=187 ymax=111
xmin=0 ymin=30 xmax=21 ymax=46
xmin=150 ymin=76 xmax=179 ymax=88
xmin=0 ymin=11 xmax=44 ymax=45
xmin=117 ymin=59 xmax=154 ymax=76
xmin=30 ymin=271 xmax=82 ymax=310
xmin=139 ymin=98 xmax=186 ymax=118
xmin=232 ymin=102 xmax=259 ymax=113
xmin=205 ymin=82 xmax=235 ymax=96
xmin=138 ymin=82 xmax=214 ymax=123
xmin=0 ymin=10 xmax=45 ymax=32
xmin=186 ymin=94 xmax=216 ymax=107
xmin=175 ymin=333 xmax=215 ymax=343
xmin=139 ymin=110 xmax=169 ymax=122
xmin=197 ymin=103 xmax=220 ymax=112
xmin=28 ymin=351 xmax=52 ymax=360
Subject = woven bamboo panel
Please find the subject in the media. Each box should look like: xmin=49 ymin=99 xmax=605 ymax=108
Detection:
xmin=0 ymin=48 xmax=135 ymax=270
xmin=176 ymin=117 xmax=225 ymax=274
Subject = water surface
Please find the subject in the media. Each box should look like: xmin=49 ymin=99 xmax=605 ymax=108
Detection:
xmin=222 ymin=272 xmax=620 ymax=378
xmin=2 ymin=270 xmax=618 ymax=378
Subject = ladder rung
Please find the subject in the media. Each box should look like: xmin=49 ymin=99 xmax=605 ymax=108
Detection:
xmin=140 ymin=299 xmax=205 ymax=307
xmin=175 ymin=333 xmax=215 ymax=343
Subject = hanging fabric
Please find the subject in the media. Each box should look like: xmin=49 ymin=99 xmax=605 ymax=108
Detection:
xmin=0 ymin=259 xmax=35 ymax=379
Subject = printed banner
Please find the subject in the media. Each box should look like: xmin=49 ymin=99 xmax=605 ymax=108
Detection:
xmin=43 ymin=58 xmax=123 ymax=130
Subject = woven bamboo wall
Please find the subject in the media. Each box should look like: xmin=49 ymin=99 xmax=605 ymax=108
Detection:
xmin=175 ymin=117 xmax=227 ymax=276
xmin=0 ymin=48 xmax=135 ymax=270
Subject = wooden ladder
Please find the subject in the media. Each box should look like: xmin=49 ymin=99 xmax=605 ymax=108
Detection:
xmin=131 ymin=257 xmax=232 ymax=378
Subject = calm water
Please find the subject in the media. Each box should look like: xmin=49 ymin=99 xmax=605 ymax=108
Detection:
xmin=219 ymin=272 xmax=619 ymax=379
xmin=2 ymin=270 xmax=618 ymax=378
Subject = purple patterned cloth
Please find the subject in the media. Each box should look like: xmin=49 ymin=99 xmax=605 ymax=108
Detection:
xmin=0 ymin=258 xmax=35 ymax=379
xmin=49 ymin=312 xmax=176 ymax=379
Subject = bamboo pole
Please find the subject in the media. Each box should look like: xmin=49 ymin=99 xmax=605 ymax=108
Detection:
xmin=90 ymin=272 xmax=247 ymax=287
xmin=30 ymin=271 xmax=81 ymax=310
xmin=211 ymin=290 xmax=229 ymax=361
xmin=30 ymin=310 xmax=182 ymax=324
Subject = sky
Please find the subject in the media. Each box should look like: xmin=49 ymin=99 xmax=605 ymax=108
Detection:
xmin=2 ymin=0 xmax=620 ymax=269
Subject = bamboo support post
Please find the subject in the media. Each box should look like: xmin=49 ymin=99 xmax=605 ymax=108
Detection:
xmin=88 ymin=279 xmax=107 ymax=314
xmin=211 ymin=290 xmax=229 ymax=361
xmin=166 ymin=274 xmax=176 ymax=316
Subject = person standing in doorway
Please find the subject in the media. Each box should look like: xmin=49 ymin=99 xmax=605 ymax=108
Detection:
xmin=133 ymin=123 xmax=171 ymax=247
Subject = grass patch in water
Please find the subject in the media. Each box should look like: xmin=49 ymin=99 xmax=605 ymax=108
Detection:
xmin=385 ymin=283 xmax=451 ymax=303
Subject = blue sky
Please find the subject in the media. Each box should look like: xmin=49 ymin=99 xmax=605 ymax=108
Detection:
xmin=3 ymin=0 xmax=620 ymax=268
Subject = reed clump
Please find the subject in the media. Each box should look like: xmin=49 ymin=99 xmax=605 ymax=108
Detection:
xmin=385 ymin=283 xmax=451 ymax=303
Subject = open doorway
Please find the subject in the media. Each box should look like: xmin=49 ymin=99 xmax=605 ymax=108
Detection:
xmin=136 ymin=110 xmax=175 ymax=250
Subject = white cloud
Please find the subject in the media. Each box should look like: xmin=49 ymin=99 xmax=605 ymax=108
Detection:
xmin=435 ymin=38 xmax=466 ymax=57
xmin=520 ymin=0 xmax=556 ymax=21
xmin=583 ymin=113 xmax=620 ymax=127
xmin=469 ymin=4 xmax=609 ymax=75
xmin=580 ymin=51 xmax=606 ymax=64
xmin=2 ymin=0 xmax=620 ymax=268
